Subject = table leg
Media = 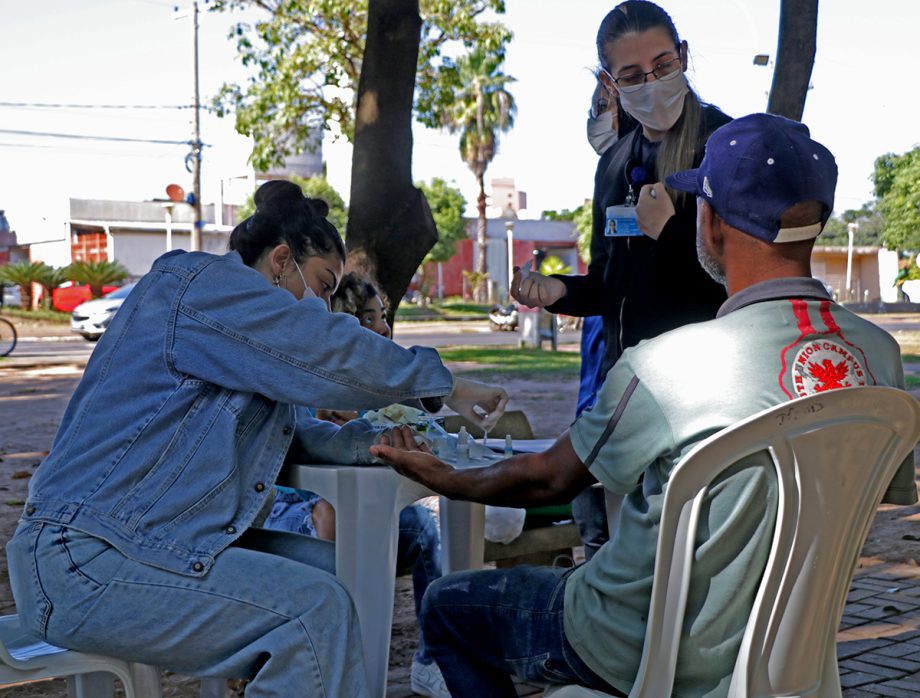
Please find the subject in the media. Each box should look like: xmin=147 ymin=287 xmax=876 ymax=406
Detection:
xmin=439 ymin=497 xmax=485 ymax=574
xmin=333 ymin=469 xmax=402 ymax=698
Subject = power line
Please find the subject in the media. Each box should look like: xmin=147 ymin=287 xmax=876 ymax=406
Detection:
xmin=0 ymin=101 xmax=195 ymax=110
xmin=0 ymin=128 xmax=210 ymax=147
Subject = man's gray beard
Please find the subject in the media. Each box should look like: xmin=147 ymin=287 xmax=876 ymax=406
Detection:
xmin=696 ymin=228 xmax=727 ymax=286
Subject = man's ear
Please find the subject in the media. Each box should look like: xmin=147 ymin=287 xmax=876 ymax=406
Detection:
xmin=698 ymin=199 xmax=723 ymax=254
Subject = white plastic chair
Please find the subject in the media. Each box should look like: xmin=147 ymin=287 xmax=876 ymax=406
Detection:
xmin=0 ymin=614 xmax=162 ymax=697
xmin=547 ymin=387 xmax=920 ymax=698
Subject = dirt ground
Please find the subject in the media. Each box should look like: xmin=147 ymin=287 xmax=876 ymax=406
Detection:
xmin=1 ymin=359 xmax=920 ymax=696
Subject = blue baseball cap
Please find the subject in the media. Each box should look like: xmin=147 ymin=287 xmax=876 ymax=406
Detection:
xmin=666 ymin=113 xmax=837 ymax=243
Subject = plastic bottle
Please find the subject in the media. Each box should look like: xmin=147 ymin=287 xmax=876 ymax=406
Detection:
xmin=504 ymin=434 xmax=514 ymax=457
xmin=456 ymin=426 xmax=470 ymax=462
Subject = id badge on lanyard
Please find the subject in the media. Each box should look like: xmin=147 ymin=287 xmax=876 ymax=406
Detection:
xmin=605 ymin=204 xmax=642 ymax=237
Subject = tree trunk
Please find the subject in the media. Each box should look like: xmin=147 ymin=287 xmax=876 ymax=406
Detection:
xmin=346 ymin=0 xmax=438 ymax=329
xmin=766 ymin=0 xmax=818 ymax=121
xmin=475 ymin=173 xmax=488 ymax=302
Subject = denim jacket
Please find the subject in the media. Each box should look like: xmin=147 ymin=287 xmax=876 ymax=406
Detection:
xmin=22 ymin=250 xmax=453 ymax=577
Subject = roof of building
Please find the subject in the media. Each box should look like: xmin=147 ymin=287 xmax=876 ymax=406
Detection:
xmin=464 ymin=217 xmax=578 ymax=243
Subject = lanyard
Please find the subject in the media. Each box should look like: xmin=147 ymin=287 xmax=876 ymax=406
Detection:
xmin=623 ymin=135 xmax=653 ymax=206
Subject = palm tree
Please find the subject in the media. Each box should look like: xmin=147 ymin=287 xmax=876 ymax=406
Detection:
xmin=35 ymin=264 xmax=72 ymax=310
xmin=68 ymin=260 xmax=130 ymax=299
xmin=0 ymin=261 xmax=46 ymax=309
xmin=441 ymin=48 xmax=516 ymax=301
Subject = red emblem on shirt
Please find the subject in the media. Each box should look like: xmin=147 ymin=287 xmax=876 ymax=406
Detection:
xmin=791 ymin=339 xmax=866 ymax=397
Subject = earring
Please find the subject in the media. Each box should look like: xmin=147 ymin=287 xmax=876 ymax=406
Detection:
xmin=272 ymin=274 xmax=282 ymax=287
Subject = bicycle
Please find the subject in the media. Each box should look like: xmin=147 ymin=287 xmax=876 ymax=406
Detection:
xmin=0 ymin=316 xmax=17 ymax=357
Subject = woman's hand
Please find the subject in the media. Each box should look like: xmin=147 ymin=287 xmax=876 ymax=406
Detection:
xmin=445 ymin=377 xmax=509 ymax=432
xmin=511 ymin=262 xmax=567 ymax=308
xmin=636 ymin=182 xmax=675 ymax=240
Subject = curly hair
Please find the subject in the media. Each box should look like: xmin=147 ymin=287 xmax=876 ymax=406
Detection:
xmin=330 ymin=272 xmax=384 ymax=317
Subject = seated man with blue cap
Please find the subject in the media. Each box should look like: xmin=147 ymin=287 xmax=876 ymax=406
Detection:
xmin=371 ymin=113 xmax=918 ymax=697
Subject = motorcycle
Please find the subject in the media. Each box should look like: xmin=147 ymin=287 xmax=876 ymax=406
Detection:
xmin=488 ymin=302 xmax=519 ymax=331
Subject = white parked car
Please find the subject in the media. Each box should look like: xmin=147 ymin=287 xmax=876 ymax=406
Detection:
xmin=70 ymin=283 xmax=137 ymax=341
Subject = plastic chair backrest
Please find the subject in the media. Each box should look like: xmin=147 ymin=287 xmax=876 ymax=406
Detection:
xmin=629 ymin=387 xmax=920 ymax=698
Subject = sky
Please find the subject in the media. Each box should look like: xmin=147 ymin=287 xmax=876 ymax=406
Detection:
xmin=1 ymin=0 xmax=918 ymax=257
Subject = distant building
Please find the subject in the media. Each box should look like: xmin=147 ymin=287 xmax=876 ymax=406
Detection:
xmin=256 ymin=130 xmax=323 ymax=183
xmin=422 ymin=217 xmax=584 ymax=301
xmin=811 ymin=245 xmax=899 ymax=304
xmin=0 ymin=210 xmax=30 ymax=265
xmin=490 ymin=178 xmax=527 ymax=218
xmin=68 ymin=198 xmax=236 ymax=277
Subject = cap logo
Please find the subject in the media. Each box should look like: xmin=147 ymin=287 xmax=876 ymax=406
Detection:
xmin=702 ymin=176 xmax=712 ymax=197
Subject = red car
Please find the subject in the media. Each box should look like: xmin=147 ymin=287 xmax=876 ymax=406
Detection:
xmin=53 ymin=285 xmax=120 ymax=313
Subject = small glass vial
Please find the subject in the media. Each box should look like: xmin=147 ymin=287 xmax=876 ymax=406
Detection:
xmin=504 ymin=434 xmax=514 ymax=457
xmin=456 ymin=426 xmax=470 ymax=461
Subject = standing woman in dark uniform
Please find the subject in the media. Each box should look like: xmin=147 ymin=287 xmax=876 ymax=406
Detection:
xmin=512 ymin=0 xmax=730 ymax=552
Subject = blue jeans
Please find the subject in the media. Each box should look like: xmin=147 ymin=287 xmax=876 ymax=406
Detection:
xmin=6 ymin=522 xmax=368 ymax=697
xmin=396 ymin=503 xmax=442 ymax=665
xmin=420 ymin=566 xmax=623 ymax=696
xmin=266 ymin=493 xmax=442 ymax=665
xmin=571 ymin=485 xmax=609 ymax=561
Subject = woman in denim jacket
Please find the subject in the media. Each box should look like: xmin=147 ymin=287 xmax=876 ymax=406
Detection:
xmin=6 ymin=180 xmax=507 ymax=697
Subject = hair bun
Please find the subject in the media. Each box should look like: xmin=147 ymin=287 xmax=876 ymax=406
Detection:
xmin=306 ymin=197 xmax=330 ymax=218
xmin=254 ymin=180 xmax=303 ymax=208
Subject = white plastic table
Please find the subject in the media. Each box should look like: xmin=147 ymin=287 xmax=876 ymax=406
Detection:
xmin=277 ymin=462 xmax=485 ymax=698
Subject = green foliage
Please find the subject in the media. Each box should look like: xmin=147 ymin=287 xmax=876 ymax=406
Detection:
xmin=35 ymin=265 xmax=72 ymax=309
xmin=538 ymin=255 xmax=572 ymax=276
xmin=439 ymin=47 xmax=516 ymax=181
xmin=873 ymin=147 xmax=920 ymax=250
xmin=212 ymin=0 xmax=512 ymax=171
xmin=68 ymin=260 xmax=130 ymax=299
xmin=819 ymin=203 xmax=883 ymax=248
xmin=574 ymin=202 xmax=593 ymax=264
xmin=0 ymin=261 xmax=46 ymax=309
xmin=541 ymin=209 xmax=577 ymax=221
xmin=238 ymin=175 xmax=348 ymax=234
xmin=417 ymin=178 xmax=468 ymax=264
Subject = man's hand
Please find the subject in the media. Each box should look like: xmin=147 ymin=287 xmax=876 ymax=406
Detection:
xmin=636 ymin=182 xmax=675 ymax=240
xmin=370 ymin=425 xmax=453 ymax=489
xmin=511 ymin=261 xmax=566 ymax=308
xmin=445 ymin=377 xmax=509 ymax=432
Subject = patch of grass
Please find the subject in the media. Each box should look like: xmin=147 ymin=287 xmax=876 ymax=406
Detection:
xmin=395 ymin=297 xmax=491 ymax=321
xmin=2 ymin=307 xmax=71 ymax=324
xmin=439 ymin=301 xmax=490 ymax=316
xmin=902 ymin=353 xmax=920 ymax=363
xmin=906 ymin=375 xmax=920 ymax=389
xmin=438 ymin=346 xmax=581 ymax=378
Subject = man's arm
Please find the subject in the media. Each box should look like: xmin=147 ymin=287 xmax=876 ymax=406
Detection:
xmin=370 ymin=426 xmax=597 ymax=508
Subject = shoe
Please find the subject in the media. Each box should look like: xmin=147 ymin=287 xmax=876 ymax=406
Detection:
xmin=410 ymin=658 xmax=451 ymax=697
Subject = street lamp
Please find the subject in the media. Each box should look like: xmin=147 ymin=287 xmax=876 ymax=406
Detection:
xmin=846 ymin=222 xmax=858 ymax=301
xmin=505 ymin=221 xmax=514 ymax=302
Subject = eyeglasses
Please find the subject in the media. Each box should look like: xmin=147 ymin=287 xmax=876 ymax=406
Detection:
xmin=605 ymin=56 xmax=683 ymax=94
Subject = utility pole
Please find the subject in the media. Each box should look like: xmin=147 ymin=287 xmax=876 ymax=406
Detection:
xmin=190 ymin=0 xmax=203 ymax=251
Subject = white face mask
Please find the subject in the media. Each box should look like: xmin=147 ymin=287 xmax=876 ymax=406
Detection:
xmin=586 ymin=110 xmax=619 ymax=155
xmin=291 ymin=261 xmax=317 ymax=301
xmin=618 ymin=72 xmax=688 ymax=133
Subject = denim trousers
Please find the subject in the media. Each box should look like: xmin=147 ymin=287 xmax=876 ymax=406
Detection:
xmin=420 ymin=565 xmax=624 ymax=697
xmin=6 ymin=522 xmax=368 ymax=697
xmin=396 ymin=503 xmax=442 ymax=665
xmin=267 ymin=495 xmax=442 ymax=665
